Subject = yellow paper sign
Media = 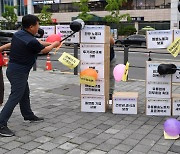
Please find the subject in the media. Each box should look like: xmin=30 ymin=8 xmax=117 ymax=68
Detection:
xmin=58 ymin=52 xmax=80 ymax=69
xmin=167 ymin=37 xmax=180 ymax=57
xmin=122 ymin=62 xmax=130 ymax=81
xmin=80 ymin=75 xmax=96 ymax=86
xmin=164 ymin=131 xmax=179 ymax=140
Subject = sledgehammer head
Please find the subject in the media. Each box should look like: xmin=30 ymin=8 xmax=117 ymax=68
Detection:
xmin=158 ymin=64 xmax=177 ymax=75
xmin=70 ymin=19 xmax=85 ymax=32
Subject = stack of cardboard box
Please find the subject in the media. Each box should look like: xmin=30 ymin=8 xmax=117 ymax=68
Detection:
xmin=80 ymin=25 xmax=110 ymax=112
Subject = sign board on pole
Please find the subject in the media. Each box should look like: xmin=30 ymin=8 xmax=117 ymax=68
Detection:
xmin=147 ymin=30 xmax=173 ymax=49
xmin=56 ymin=25 xmax=79 ymax=44
xmin=174 ymin=29 xmax=180 ymax=40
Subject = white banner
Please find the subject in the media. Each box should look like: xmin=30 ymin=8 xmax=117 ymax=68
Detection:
xmin=55 ymin=25 xmax=79 ymax=44
xmin=147 ymin=30 xmax=173 ymax=49
xmin=40 ymin=26 xmax=55 ymax=41
xmin=174 ymin=29 xmax=180 ymax=40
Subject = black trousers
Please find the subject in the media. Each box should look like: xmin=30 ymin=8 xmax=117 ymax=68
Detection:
xmin=0 ymin=67 xmax=4 ymax=104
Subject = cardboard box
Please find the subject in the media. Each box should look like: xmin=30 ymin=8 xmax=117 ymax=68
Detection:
xmin=80 ymin=44 xmax=110 ymax=63
xmin=81 ymin=25 xmax=110 ymax=44
xmin=172 ymin=62 xmax=180 ymax=83
xmin=146 ymin=61 xmax=172 ymax=82
xmin=81 ymin=78 xmax=108 ymax=96
xmin=146 ymin=98 xmax=171 ymax=116
xmin=80 ymin=62 xmax=104 ymax=79
xmin=146 ymin=80 xmax=172 ymax=98
xmin=112 ymin=92 xmax=138 ymax=114
xmin=81 ymin=95 xmax=107 ymax=112
xmin=172 ymin=94 xmax=180 ymax=116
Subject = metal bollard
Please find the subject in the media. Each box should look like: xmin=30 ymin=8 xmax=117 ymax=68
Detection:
xmin=124 ymin=46 xmax=129 ymax=65
xmin=74 ymin=43 xmax=78 ymax=75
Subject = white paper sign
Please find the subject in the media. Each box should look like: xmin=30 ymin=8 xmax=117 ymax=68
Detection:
xmin=172 ymin=62 xmax=180 ymax=82
xmin=80 ymin=62 xmax=104 ymax=79
xmin=40 ymin=26 xmax=55 ymax=41
xmin=81 ymin=79 xmax=105 ymax=95
xmin=56 ymin=25 xmax=79 ymax=43
xmin=174 ymin=29 xmax=180 ymax=40
xmin=146 ymin=81 xmax=171 ymax=98
xmin=146 ymin=61 xmax=171 ymax=82
xmin=81 ymin=95 xmax=105 ymax=112
xmin=80 ymin=44 xmax=105 ymax=63
xmin=113 ymin=97 xmax=137 ymax=114
xmin=172 ymin=97 xmax=180 ymax=116
xmin=81 ymin=25 xmax=106 ymax=43
xmin=147 ymin=30 xmax=173 ymax=49
xmin=146 ymin=98 xmax=171 ymax=116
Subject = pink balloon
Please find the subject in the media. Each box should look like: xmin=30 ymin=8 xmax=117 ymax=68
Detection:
xmin=46 ymin=34 xmax=62 ymax=43
xmin=113 ymin=64 xmax=126 ymax=82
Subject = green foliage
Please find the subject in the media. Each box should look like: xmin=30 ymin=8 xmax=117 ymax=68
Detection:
xmin=104 ymin=0 xmax=131 ymax=33
xmin=37 ymin=5 xmax=53 ymax=25
xmin=118 ymin=25 xmax=137 ymax=36
xmin=1 ymin=5 xmax=17 ymax=30
xmin=74 ymin=0 xmax=93 ymax=22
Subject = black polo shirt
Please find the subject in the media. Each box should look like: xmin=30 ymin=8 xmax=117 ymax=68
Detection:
xmin=9 ymin=30 xmax=45 ymax=73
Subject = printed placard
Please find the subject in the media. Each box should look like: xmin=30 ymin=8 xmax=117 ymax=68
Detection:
xmin=39 ymin=26 xmax=55 ymax=41
xmin=172 ymin=62 xmax=180 ymax=82
xmin=58 ymin=52 xmax=80 ymax=69
xmin=146 ymin=81 xmax=171 ymax=98
xmin=167 ymin=37 xmax=180 ymax=57
xmin=146 ymin=61 xmax=172 ymax=82
xmin=81 ymin=95 xmax=105 ymax=112
xmin=174 ymin=29 xmax=180 ymax=40
xmin=56 ymin=25 xmax=79 ymax=43
xmin=80 ymin=62 xmax=104 ymax=79
xmin=81 ymin=79 xmax=105 ymax=95
xmin=113 ymin=97 xmax=137 ymax=114
xmin=147 ymin=30 xmax=173 ymax=49
xmin=172 ymin=96 xmax=180 ymax=116
xmin=146 ymin=98 xmax=171 ymax=116
xmin=80 ymin=76 xmax=96 ymax=86
xmin=80 ymin=44 xmax=106 ymax=63
xmin=81 ymin=25 xmax=109 ymax=43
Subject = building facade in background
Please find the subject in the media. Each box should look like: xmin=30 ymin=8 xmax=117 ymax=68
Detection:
xmin=0 ymin=0 xmax=179 ymax=30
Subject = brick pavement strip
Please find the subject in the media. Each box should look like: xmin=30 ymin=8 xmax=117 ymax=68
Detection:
xmin=1 ymin=69 xmax=180 ymax=153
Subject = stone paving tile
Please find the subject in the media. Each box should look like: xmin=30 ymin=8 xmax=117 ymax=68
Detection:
xmin=46 ymin=148 xmax=68 ymax=154
xmin=38 ymin=142 xmax=59 ymax=151
xmin=107 ymin=149 xmax=126 ymax=154
xmin=2 ymin=141 xmax=23 ymax=150
xmin=122 ymin=138 xmax=139 ymax=146
xmin=5 ymin=148 xmax=28 ymax=154
xmin=105 ymin=128 xmax=120 ymax=134
xmin=21 ymin=141 xmax=42 ymax=151
xmin=59 ymin=142 xmax=78 ymax=151
xmin=34 ymin=136 xmax=53 ymax=143
xmin=26 ymin=149 xmax=47 ymax=154
xmin=132 ymin=144 xmax=152 ymax=153
xmin=78 ymin=142 xmax=97 ymax=151
xmin=114 ymin=144 xmax=133 ymax=152
xmin=0 ymin=148 xmax=8 ymax=154
xmin=96 ymin=143 xmax=116 ymax=152
xmin=169 ymin=145 xmax=180 ymax=153
xmin=70 ymin=136 xmax=89 ymax=144
xmin=147 ymin=151 xmax=164 ymax=154
xmin=87 ymin=149 xmax=107 ymax=154
xmin=151 ymin=144 xmax=171 ymax=153
xmin=167 ymin=151 xmax=179 ymax=154
xmin=67 ymin=148 xmax=87 ymax=154
xmin=127 ymin=150 xmax=145 ymax=154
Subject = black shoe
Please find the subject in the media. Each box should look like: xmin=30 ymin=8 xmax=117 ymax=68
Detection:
xmin=24 ymin=115 xmax=44 ymax=123
xmin=0 ymin=126 xmax=15 ymax=137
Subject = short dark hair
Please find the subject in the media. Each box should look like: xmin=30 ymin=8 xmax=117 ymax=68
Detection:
xmin=22 ymin=14 xmax=40 ymax=29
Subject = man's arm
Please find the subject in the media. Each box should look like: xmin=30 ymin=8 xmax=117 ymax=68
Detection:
xmin=38 ymin=40 xmax=52 ymax=47
xmin=0 ymin=43 xmax=11 ymax=52
xmin=41 ymin=41 xmax=60 ymax=54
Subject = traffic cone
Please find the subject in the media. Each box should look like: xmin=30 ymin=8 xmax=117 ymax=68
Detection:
xmin=3 ymin=52 xmax=8 ymax=66
xmin=46 ymin=54 xmax=52 ymax=70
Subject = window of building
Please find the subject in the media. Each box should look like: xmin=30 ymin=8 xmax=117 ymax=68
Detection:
xmin=17 ymin=0 xmax=27 ymax=16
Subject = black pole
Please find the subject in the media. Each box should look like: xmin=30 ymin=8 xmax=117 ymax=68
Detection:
xmin=60 ymin=31 xmax=76 ymax=43
xmin=33 ymin=61 xmax=37 ymax=71
xmin=74 ymin=43 xmax=78 ymax=75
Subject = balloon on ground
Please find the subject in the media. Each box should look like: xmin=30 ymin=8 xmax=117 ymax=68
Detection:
xmin=46 ymin=34 xmax=62 ymax=43
xmin=164 ymin=118 xmax=180 ymax=136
